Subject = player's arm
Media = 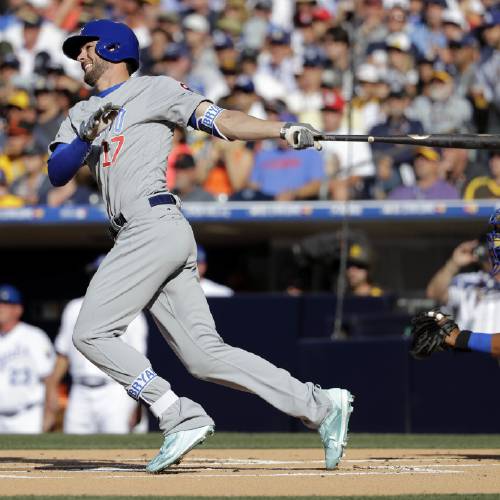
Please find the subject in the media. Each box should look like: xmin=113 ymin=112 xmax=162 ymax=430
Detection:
xmin=43 ymin=354 xmax=69 ymax=432
xmin=444 ymin=329 xmax=500 ymax=358
xmin=426 ymin=240 xmax=478 ymax=303
xmin=191 ymin=101 xmax=322 ymax=149
xmin=48 ymin=103 xmax=121 ymax=186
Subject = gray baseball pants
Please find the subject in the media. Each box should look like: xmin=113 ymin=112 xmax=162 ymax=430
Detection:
xmin=73 ymin=199 xmax=331 ymax=435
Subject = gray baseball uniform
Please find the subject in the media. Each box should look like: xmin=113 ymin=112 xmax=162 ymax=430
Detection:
xmin=50 ymin=75 xmax=331 ymax=435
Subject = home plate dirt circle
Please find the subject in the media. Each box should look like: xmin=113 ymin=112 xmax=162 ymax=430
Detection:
xmin=1 ymin=448 xmax=499 ymax=496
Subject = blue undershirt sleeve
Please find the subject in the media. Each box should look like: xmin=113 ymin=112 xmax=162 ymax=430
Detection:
xmin=48 ymin=137 xmax=91 ymax=187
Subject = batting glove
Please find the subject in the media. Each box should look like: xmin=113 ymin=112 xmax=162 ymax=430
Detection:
xmin=79 ymin=103 xmax=122 ymax=142
xmin=280 ymin=122 xmax=322 ymax=151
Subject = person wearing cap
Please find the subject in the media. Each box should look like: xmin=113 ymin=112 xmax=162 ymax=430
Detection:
xmin=33 ymin=84 xmax=65 ymax=152
xmin=448 ymin=35 xmax=479 ymax=98
xmin=182 ymin=13 xmax=224 ymax=102
xmin=139 ymin=27 xmax=171 ymax=76
xmin=388 ymin=146 xmax=459 ymax=200
xmin=463 ymin=151 xmax=500 ymax=199
xmin=0 ymin=284 xmax=55 ymax=433
xmin=285 ymin=46 xmax=325 ymax=128
xmin=345 ymin=243 xmax=384 ymax=297
xmin=409 ymin=69 xmax=472 ymax=133
xmin=171 ymin=153 xmax=215 ymax=202
xmin=242 ymin=0 xmax=273 ymax=50
xmin=196 ymin=245 xmax=234 ymax=297
xmin=369 ymin=89 xmax=424 ymax=198
xmin=10 ymin=143 xmax=51 ymax=205
xmin=254 ymin=28 xmax=297 ymax=101
xmin=441 ymin=9 xmax=467 ymax=42
xmin=0 ymin=168 xmax=24 ymax=207
xmin=385 ymin=32 xmax=418 ymax=96
xmin=472 ymin=8 xmax=500 ymax=132
xmin=320 ymin=89 xmax=375 ymax=200
xmin=43 ymin=257 xmax=148 ymax=433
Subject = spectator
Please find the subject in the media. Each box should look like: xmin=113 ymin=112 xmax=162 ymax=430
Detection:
xmin=10 ymin=143 xmax=51 ymax=205
xmin=409 ymin=0 xmax=447 ymax=59
xmin=322 ymin=26 xmax=353 ymax=99
xmin=242 ymin=0 xmax=272 ymax=49
xmin=441 ymin=9 xmax=467 ymax=43
xmin=409 ymin=70 xmax=472 ymax=133
xmin=139 ymin=27 xmax=171 ymax=76
xmin=32 ymin=84 xmax=65 ymax=152
xmin=440 ymin=148 xmax=485 ymax=196
xmin=172 ymin=153 xmax=215 ymax=202
xmin=345 ymin=243 xmax=384 ymax=297
xmin=385 ymin=32 xmax=418 ymax=95
xmin=197 ymin=245 xmax=234 ymax=297
xmin=248 ymin=137 xmax=325 ymax=201
xmin=47 ymin=169 xmax=100 ymax=206
xmin=0 ymin=120 xmax=34 ymax=185
xmin=351 ymin=63 xmax=386 ymax=133
xmin=0 ymin=168 xmax=23 ymax=207
xmin=44 ymin=256 xmax=149 ymax=433
xmin=286 ymin=46 xmax=325 ymax=127
xmin=426 ymin=239 xmax=500 ymax=333
xmin=448 ymin=35 xmax=479 ymax=99
xmin=472 ymin=9 xmax=500 ymax=133
xmin=320 ymin=89 xmax=375 ymax=200
xmin=254 ymin=28 xmax=297 ymax=101
xmin=388 ymin=146 xmax=460 ymax=200
xmin=0 ymin=284 xmax=55 ymax=433
xmin=463 ymin=151 xmax=500 ymax=199
xmin=369 ymin=89 xmax=424 ymax=198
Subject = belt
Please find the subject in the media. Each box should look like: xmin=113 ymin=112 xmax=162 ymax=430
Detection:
xmin=109 ymin=193 xmax=178 ymax=238
xmin=73 ymin=377 xmax=110 ymax=388
xmin=0 ymin=402 xmax=40 ymax=417
xmin=112 ymin=193 xmax=177 ymax=228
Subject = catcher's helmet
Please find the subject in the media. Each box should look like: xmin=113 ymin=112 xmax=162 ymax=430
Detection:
xmin=63 ymin=20 xmax=140 ymax=73
xmin=488 ymin=208 xmax=500 ymax=276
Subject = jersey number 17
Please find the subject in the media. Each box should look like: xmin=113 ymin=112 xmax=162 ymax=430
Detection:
xmin=102 ymin=135 xmax=125 ymax=168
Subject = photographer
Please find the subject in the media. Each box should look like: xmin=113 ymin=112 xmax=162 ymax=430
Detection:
xmin=426 ymin=239 xmax=500 ymax=333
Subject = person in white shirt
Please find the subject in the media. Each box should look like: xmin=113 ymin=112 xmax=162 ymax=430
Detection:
xmin=43 ymin=257 xmax=149 ymax=433
xmin=197 ymin=246 xmax=234 ymax=298
xmin=0 ymin=284 xmax=55 ymax=433
xmin=426 ymin=239 xmax=500 ymax=333
xmin=320 ymin=89 xmax=375 ymax=200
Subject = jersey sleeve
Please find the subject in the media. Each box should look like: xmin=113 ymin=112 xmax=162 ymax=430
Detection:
xmin=54 ymin=300 xmax=79 ymax=356
xmin=49 ymin=114 xmax=78 ymax=153
xmin=30 ymin=329 xmax=56 ymax=378
xmin=122 ymin=312 xmax=148 ymax=356
xmin=146 ymin=76 xmax=207 ymax=128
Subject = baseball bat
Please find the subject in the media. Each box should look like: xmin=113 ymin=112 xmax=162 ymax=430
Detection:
xmin=314 ymin=133 xmax=500 ymax=150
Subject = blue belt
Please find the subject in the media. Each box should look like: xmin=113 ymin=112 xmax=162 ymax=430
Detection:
xmin=112 ymin=193 xmax=177 ymax=228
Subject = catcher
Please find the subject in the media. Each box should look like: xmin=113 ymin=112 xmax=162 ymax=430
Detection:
xmin=410 ymin=208 xmax=500 ymax=359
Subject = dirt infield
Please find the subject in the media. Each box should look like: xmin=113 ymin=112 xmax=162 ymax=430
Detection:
xmin=1 ymin=448 xmax=499 ymax=497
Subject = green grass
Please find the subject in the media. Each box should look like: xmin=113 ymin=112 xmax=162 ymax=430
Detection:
xmin=0 ymin=433 xmax=500 ymax=450
xmin=1 ymin=496 xmax=499 ymax=500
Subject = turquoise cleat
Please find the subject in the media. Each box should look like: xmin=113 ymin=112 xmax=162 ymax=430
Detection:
xmin=318 ymin=388 xmax=354 ymax=469
xmin=146 ymin=424 xmax=214 ymax=473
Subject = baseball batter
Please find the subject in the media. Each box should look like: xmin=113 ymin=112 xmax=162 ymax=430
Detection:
xmin=49 ymin=19 xmax=353 ymax=472
xmin=44 ymin=258 xmax=149 ymax=433
xmin=0 ymin=285 xmax=55 ymax=433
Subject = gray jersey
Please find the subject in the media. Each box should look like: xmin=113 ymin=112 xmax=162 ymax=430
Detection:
xmin=50 ymin=76 xmax=205 ymax=218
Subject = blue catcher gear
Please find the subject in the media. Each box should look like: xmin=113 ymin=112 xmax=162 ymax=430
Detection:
xmin=488 ymin=208 xmax=500 ymax=276
xmin=63 ymin=20 xmax=140 ymax=73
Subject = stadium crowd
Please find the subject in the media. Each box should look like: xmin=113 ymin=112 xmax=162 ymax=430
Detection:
xmin=0 ymin=0 xmax=499 ymax=207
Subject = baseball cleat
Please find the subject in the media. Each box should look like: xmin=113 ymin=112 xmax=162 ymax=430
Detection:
xmin=318 ymin=388 xmax=354 ymax=470
xmin=146 ymin=424 xmax=214 ymax=473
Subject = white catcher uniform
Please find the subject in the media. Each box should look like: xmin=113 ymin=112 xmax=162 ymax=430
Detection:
xmin=0 ymin=323 xmax=55 ymax=433
xmin=55 ymin=298 xmax=148 ymax=433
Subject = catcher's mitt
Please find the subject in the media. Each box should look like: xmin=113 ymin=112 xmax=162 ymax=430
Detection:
xmin=409 ymin=309 xmax=459 ymax=359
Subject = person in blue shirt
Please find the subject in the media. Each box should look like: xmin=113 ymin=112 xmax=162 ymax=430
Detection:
xmin=248 ymin=138 xmax=325 ymax=201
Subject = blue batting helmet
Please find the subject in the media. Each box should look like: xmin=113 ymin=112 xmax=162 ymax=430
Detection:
xmin=488 ymin=208 xmax=500 ymax=276
xmin=63 ymin=20 xmax=140 ymax=73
